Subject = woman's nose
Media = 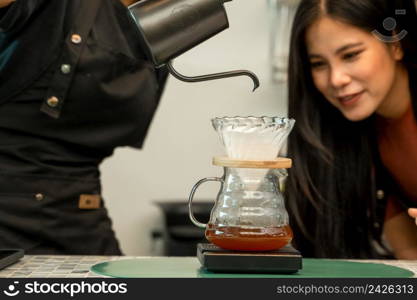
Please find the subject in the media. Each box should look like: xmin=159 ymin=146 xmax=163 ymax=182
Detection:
xmin=329 ymin=66 xmax=351 ymax=88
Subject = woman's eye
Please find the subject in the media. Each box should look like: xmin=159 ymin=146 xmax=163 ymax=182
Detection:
xmin=310 ymin=61 xmax=326 ymax=69
xmin=343 ymin=50 xmax=362 ymax=60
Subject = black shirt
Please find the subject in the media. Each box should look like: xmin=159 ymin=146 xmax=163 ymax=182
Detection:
xmin=0 ymin=0 xmax=168 ymax=254
xmin=0 ymin=0 xmax=168 ymax=177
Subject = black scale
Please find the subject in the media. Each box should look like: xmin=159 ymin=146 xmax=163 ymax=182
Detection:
xmin=197 ymin=243 xmax=302 ymax=274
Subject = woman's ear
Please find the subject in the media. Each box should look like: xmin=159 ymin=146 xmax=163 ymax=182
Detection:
xmin=390 ymin=41 xmax=404 ymax=61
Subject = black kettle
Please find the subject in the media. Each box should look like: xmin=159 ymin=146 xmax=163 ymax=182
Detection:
xmin=129 ymin=0 xmax=260 ymax=91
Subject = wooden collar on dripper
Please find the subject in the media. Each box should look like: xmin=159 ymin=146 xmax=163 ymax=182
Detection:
xmin=212 ymin=156 xmax=292 ymax=169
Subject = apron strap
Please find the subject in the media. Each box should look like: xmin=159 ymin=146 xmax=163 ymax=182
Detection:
xmin=41 ymin=0 xmax=102 ymax=118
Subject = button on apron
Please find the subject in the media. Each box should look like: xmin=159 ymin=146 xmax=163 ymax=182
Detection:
xmin=71 ymin=34 xmax=82 ymax=44
xmin=46 ymin=96 xmax=59 ymax=108
xmin=35 ymin=193 xmax=44 ymax=201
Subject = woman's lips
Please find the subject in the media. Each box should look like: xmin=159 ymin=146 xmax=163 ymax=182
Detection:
xmin=337 ymin=91 xmax=364 ymax=107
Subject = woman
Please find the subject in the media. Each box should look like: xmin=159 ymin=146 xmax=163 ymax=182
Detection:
xmin=285 ymin=0 xmax=417 ymax=259
xmin=0 ymin=0 xmax=167 ymax=254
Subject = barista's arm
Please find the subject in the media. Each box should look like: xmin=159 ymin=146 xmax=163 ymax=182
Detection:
xmin=0 ymin=0 xmax=15 ymax=9
xmin=0 ymin=0 xmax=47 ymax=33
xmin=120 ymin=0 xmax=141 ymax=7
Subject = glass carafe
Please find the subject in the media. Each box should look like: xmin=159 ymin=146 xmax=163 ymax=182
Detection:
xmin=189 ymin=162 xmax=293 ymax=251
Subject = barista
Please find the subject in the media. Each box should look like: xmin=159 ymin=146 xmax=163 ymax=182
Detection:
xmin=0 ymin=0 xmax=168 ymax=254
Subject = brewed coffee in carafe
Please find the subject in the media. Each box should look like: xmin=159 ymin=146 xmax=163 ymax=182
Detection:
xmin=204 ymin=167 xmax=294 ymax=251
xmin=189 ymin=117 xmax=295 ymax=251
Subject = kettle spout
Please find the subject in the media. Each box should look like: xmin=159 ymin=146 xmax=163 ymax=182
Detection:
xmin=167 ymin=61 xmax=260 ymax=92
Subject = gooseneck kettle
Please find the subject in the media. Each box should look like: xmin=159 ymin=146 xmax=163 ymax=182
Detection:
xmin=128 ymin=0 xmax=260 ymax=91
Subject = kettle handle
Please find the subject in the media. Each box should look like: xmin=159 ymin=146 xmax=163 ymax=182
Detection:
xmin=167 ymin=61 xmax=260 ymax=92
xmin=188 ymin=177 xmax=224 ymax=228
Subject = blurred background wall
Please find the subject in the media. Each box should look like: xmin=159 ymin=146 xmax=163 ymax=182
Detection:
xmin=101 ymin=0 xmax=289 ymax=255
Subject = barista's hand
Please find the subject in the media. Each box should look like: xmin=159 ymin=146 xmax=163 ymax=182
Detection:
xmin=409 ymin=208 xmax=417 ymax=226
xmin=120 ymin=0 xmax=139 ymax=6
xmin=0 ymin=0 xmax=15 ymax=8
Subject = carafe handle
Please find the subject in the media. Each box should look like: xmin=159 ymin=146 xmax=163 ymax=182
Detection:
xmin=188 ymin=177 xmax=224 ymax=228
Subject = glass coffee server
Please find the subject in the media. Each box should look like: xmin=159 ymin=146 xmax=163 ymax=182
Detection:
xmin=188 ymin=117 xmax=302 ymax=273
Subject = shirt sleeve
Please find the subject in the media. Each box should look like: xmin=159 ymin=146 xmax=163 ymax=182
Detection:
xmin=0 ymin=0 xmax=47 ymax=34
xmin=0 ymin=5 xmax=11 ymax=20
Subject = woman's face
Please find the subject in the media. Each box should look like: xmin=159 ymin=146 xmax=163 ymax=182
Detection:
xmin=305 ymin=17 xmax=404 ymax=121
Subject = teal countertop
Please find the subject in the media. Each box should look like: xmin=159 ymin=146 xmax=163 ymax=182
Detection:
xmin=0 ymin=256 xmax=416 ymax=278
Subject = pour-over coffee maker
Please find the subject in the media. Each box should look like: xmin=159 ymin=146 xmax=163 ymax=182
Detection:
xmin=188 ymin=117 xmax=302 ymax=273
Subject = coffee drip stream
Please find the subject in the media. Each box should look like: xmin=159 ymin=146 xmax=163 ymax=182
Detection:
xmin=188 ymin=117 xmax=296 ymax=252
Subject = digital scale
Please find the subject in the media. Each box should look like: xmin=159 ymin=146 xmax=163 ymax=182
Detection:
xmin=197 ymin=243 xmax=302 ymax=273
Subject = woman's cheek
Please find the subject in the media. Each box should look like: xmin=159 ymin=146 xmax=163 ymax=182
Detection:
xmin=312 ymin=71 xmax=328 ymax=96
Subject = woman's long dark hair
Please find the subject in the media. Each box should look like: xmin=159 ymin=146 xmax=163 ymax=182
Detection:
xmin=285 ymin=0 xmax=417 ymax=258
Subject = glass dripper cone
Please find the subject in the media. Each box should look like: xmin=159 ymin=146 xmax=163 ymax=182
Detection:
xmin=212 ymin=117 xmax=295 ymax=189
xmin=212 ymin=116 xmax=295 ymax=160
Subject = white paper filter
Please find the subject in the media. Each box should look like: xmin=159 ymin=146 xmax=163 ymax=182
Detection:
xmin=212 ymin=117 xmax=295 ymax=190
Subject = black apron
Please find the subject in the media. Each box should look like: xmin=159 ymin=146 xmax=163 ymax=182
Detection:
xmin=0 ymin=172 xmax=120 ymax=255
xmin=0 ymin=0 xmax=167 ymax=255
